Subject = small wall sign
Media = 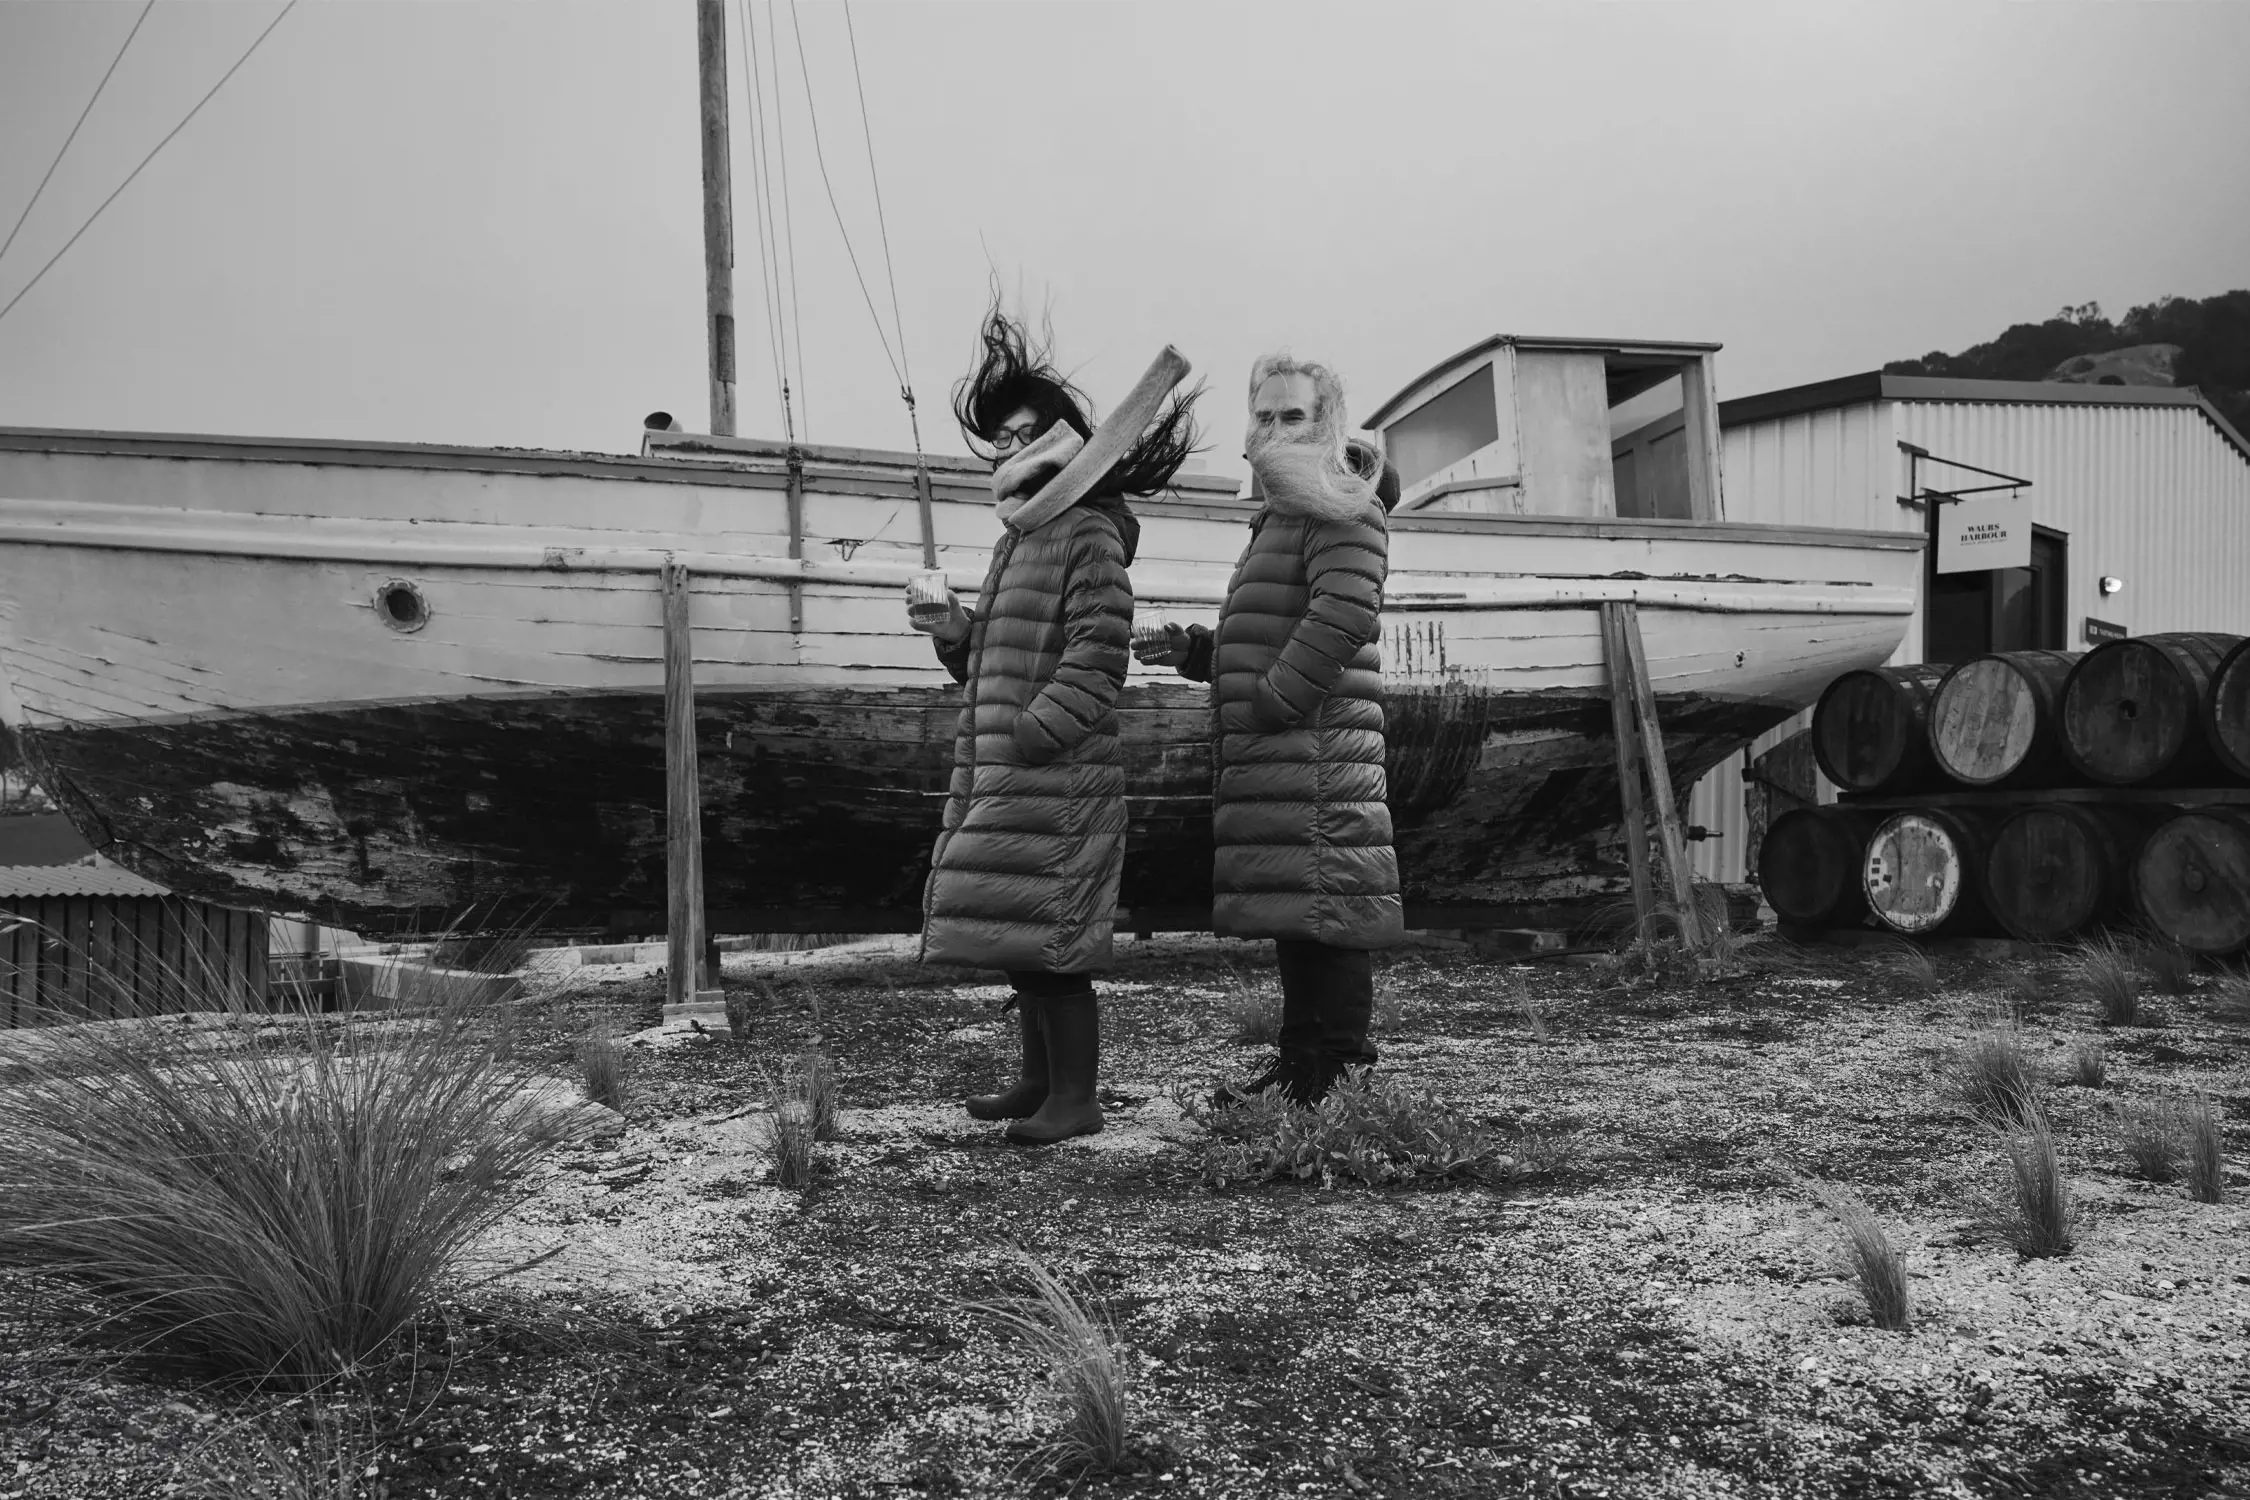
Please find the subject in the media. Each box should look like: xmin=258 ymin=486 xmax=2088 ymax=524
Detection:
xmin=1936 ymin=496 xmax=2032 ymax=574
xmin=2083 ymin=616 xmax=2128 ymax=644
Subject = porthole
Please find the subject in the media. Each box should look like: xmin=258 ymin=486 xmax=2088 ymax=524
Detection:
xmin=376 ymin=580 xmax=429 ymax=633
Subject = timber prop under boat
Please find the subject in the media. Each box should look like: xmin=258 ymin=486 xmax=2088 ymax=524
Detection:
xmin=0 ymin=335 xmax=1921 ymax=934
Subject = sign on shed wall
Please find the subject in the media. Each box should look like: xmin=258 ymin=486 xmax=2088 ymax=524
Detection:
xmin=1937 ymin=496 xmax=2032 ymax=573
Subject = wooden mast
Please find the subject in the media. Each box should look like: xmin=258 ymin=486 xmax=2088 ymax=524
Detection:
xmin=697 ymin=0 xmax=737 ymax=437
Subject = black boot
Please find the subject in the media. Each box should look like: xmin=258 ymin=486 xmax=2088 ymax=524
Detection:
xmin=965 ymin=999 xmax=1047 ymax=1120
xmin=1213 ymin=959 xmax=1322 ymax=1109
xmin=1006 ymin=990 xmax=1104 ymax=1145
xmin=1300 ymin=943 xmax=1377 ymax=1105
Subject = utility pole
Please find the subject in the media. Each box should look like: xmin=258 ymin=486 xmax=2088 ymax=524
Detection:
xmin=696 ymin=0 xmax=737 ymax=436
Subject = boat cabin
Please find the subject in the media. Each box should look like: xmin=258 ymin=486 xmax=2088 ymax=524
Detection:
xmin=1364 ymin=335 xmax=1724 ymax=522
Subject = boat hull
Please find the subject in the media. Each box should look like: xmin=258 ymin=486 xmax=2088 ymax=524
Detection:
xmin=0 ymin=427 xmax=1919 ymax=933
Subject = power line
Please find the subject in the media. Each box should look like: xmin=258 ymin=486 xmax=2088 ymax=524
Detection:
xmin=785 ymin=0 xmax=899 ymax=387
xmin=0 ymin=1 xmax=297 ymax=332
xmin=0 ymin=0 xmax=156 ymax=275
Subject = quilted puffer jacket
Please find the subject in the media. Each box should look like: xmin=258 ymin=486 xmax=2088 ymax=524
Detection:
xmin=1180 ymin=452 xmax=1403 ymax=947
xmin=921 ymin=486 xmax=1137 ymax=973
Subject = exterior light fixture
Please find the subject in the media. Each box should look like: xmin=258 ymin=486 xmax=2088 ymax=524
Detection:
xmin=2099 ymin=576 xmax=2124 ymax=596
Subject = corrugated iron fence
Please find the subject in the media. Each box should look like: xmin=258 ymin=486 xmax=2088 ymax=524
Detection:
xmin=0 ymin=895 xmax=267 ymax=1026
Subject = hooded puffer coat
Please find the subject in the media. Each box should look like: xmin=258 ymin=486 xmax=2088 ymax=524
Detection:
xmin=921 ymin=490 xmax=1137 ymax=972
xmin=1183 ymin=453 xmax=1403 ymax=947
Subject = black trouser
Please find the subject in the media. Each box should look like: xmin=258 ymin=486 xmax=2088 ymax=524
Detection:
xmin=1006 ymin=971 xmax=1092 ymax=1002
xmin=1274 ymin=940 xmax=1377 ymax=1070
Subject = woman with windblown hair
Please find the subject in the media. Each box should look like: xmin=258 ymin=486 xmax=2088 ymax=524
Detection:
xmin=905 ymin=307 xmax=1199 ymax=1146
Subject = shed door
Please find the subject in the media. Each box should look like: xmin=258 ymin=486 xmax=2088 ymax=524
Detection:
xmin=1927 ymin=526 xmax=2068 ymax=664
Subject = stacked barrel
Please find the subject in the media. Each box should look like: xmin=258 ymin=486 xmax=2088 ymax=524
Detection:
xmin=1759 ymin=633 xmax=2250 ymax=955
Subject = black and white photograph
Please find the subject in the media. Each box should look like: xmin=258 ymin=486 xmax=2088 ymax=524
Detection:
xmin=0 ymin=1 xmax=2245 ymax=1495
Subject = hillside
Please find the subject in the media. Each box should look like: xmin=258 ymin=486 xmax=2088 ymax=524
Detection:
xmin=1885 ymin=289 xmax=2250 ymax=438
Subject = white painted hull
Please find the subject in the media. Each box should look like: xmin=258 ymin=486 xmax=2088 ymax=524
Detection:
xmin=0 ymin=428 xmax=1919 ymax=929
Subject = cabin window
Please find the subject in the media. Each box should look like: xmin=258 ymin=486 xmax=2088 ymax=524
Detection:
xmin=1926 ymin=527 xmax=2068 ymax=664
xmin=1385 ymin=363 xmax=1498 ymax=491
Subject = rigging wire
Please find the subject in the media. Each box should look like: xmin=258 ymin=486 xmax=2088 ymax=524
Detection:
xmin=838 ymin=0 xmax=930 ymax=467
xmin=0 ymin=0 xmax=156 ymax=276
xmin=784 ymin=0 xmax=899 ymax=387
xmin=0 ymin=0 xmax=297 ymax=332
xmin=735 ymin=0 xmax=791 ymax=436
xmin=750 ymin=0 xmax=811 ymax=441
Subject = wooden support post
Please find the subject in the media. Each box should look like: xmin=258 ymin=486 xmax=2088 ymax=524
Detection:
xmin=662 ymin=561 xmax=724 ymax=1023
xmin=1600 ymin=603 xmax=1655 ymax=937
xmin=1615 ymin=601 xmax=1707 ymax=946
xmin=1680 ymin=353 xmax=1722 ymax=522
xmin=912 ymin=463 xmax=939 ymax=570
xmin=784 ymin=447 xmax=806 ymax=633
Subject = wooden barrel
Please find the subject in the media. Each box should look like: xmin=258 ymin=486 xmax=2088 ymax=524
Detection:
xmin=1984 ymin=803 xmax=2165 ymax=944
xmin=1811 ymin=664 xmax=1954 ymax=793
xmin=2060 ymin=632 xmax=2244 ymax=786
xmin=1758 ymin=806 xmax=1880 ymax=929
xmin=2133 ymin=809 xmax=2250 ymax=956
xmin=1927 ymin=650 xmax=2081 ymax=787
xmin=1862 ymin=807 xmax=1999 ymax=936
xmin=2210 ymin=637 xmax=2250 ymax=783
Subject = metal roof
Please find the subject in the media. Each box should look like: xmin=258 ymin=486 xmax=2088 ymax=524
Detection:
xmin=1364 ymin=334 xmax=1726 ymax=429
xmin=0 ymin=864 xmax=172 ymax=899
xmin=1717 ymin=372 xmax=2250 ymax=466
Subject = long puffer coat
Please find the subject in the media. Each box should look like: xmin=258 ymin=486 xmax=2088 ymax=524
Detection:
xmin=921 ymin=491 xmax=1137 ymax=973
xmin=1182 ymin=465 xmax=1403 ymax=947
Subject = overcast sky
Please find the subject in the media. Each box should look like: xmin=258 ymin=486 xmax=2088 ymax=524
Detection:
xmin=0 ymin=1 xmax=2244 ymax=476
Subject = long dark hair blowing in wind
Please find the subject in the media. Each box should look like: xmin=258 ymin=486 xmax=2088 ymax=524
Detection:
xmin=951 ymin=302 xmax=1202 ymax=498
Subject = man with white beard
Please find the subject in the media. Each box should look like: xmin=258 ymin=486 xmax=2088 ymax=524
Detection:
xmin=1135 ymin=355 xmax=1404 ymax=1105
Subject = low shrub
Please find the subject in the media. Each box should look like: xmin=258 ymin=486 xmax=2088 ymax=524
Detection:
xmin=1998 ymin=1106 xmax=2075 ymax=1258
xmin=2184 ymin=1094 xmax=2226 ymax=1205
xmin=1372 ymin=971 xmax=1410 ymax=1038
xmin=1191 ymin=1072 xmax=1552 ymax=1189
xmin=0 ymin=990 xmax=561 ymax=1384
xmin=1810 ymin=1184 xmax=1911 ymax=1331
xmin=965 ymin=1251 xmax=1132 ymax=1482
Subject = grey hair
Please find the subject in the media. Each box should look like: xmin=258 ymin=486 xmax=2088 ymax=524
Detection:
xmin=1246 ymin=352 xmax=1351 ymax=433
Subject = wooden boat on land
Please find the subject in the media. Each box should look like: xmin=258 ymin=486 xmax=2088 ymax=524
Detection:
xmin=0 ymin=334 xmax=1921 ymax=934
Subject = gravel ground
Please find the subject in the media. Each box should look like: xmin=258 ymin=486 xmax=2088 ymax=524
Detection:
xmin=1 ymin=934 xmax=2245 ymax=1499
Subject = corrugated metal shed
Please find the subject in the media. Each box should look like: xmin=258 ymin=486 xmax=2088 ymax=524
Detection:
xmin=0 ymin=863 xmax=171 ymax=899
xmin=1685 ymin=373 xmax=2250 ymax=882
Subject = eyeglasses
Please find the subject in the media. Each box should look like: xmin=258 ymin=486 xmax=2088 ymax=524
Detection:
xmin=990 ymin=422 xmax=1043 ymax=452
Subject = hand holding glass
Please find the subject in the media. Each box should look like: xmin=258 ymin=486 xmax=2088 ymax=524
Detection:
xmin=906 ymin=571 xmax=968 ymax=643
xmin=1132 ymin=620 xmax=1193 ymax=668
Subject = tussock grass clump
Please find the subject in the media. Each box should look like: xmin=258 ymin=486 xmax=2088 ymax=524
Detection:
xmin=1192 ymin=1071 xmax=1545 ymax=1189
xmin=2119 ymin=1099 xmax=2187 ymax=1182
xmin=1998 ymin=1106 xmax=2076 ymax=1258
xmin=2184 ymin=1095 xmax=2226 ymax=1204
xmin=1221 ymin=977 xmax=1282 ymax=1047
xmin=723 ymin=989 xmax=757 ymax=1041
xmin=2065 ymin=1038 xmax=2108 ymax=1089
xmin=2000 ymin=965 xmax=2049 ymax=1022
xmin=1950 ymin=1025 xmax=2040 ymax=1126
xmin=183 ymin=1403 xmax=377 ymax=1499
xmin=1879 ymin=940 xmax=1943 ymax=998
xmin=1809 ymin=1184 xmax=1911 ymax=1331
xmin=575 ymin=1029 xmax=628 ymax=1112
xmin=966 ymin=1252 xmax=1131 ymax=1482
xmin=0 ymin=987 xmax=561 ymax=1385
xmin=1510 ymin=973 xmax=1552 ymax=1042
xmin=759 ymin=1046 xmax=838 ymax=1186
xmin=2070 ymin=935 xmax=2145 ymax=1026
xmin=2141 ymin=938 xmax=2199 ymax=997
